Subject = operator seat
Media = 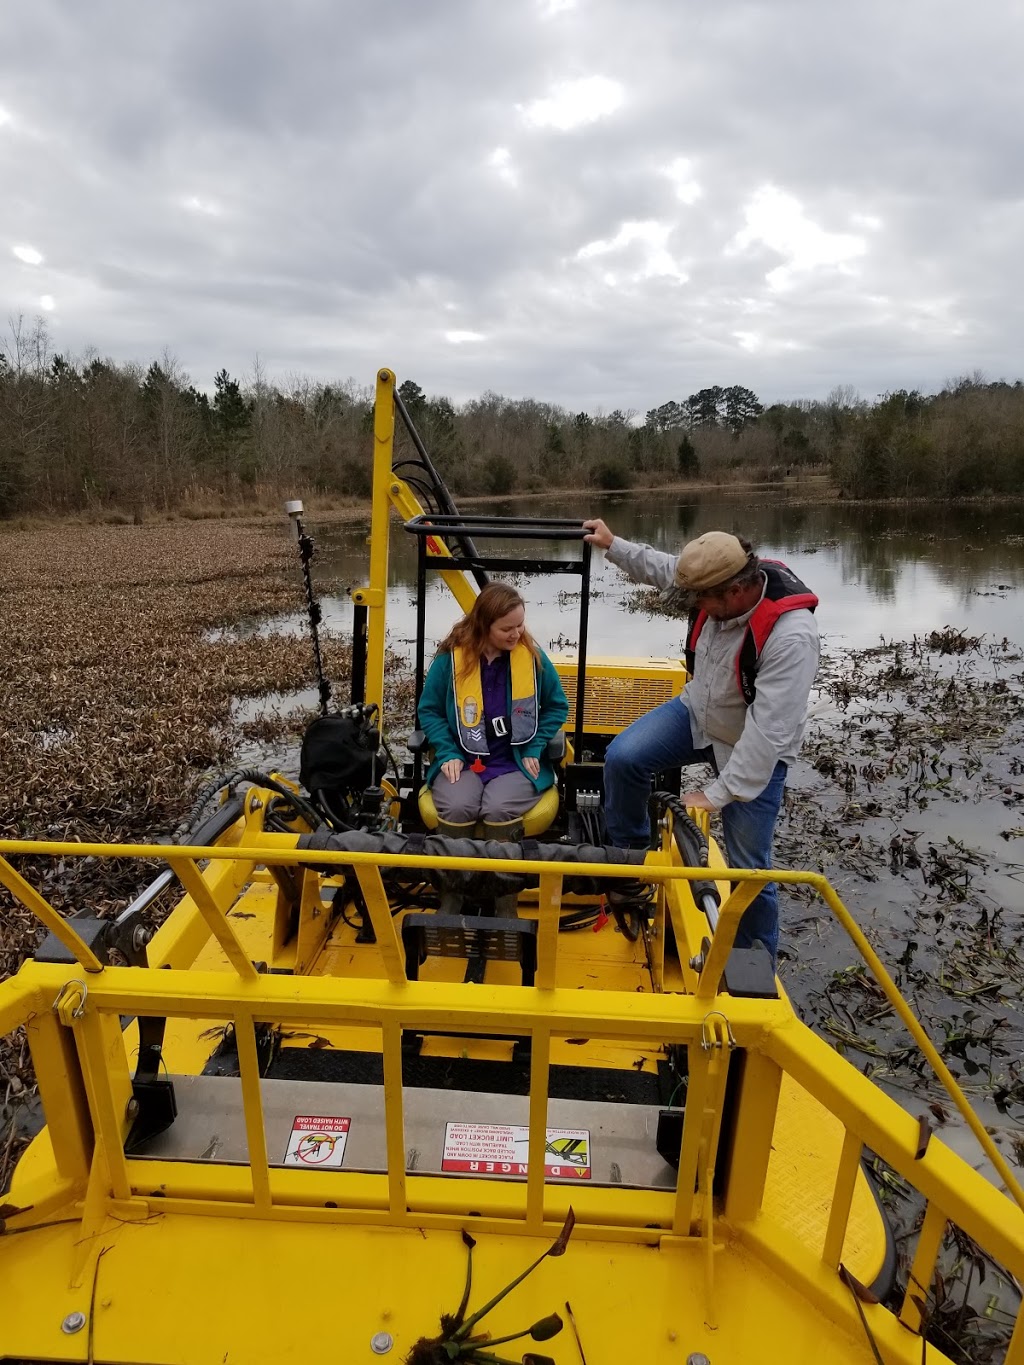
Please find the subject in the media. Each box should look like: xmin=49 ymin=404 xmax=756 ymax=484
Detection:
xmin=408 ymin=729 xmax=569 ymax=837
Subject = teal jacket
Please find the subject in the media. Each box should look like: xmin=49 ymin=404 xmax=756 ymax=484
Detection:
xmin=417 ymin=647 xmax=569 ymax=791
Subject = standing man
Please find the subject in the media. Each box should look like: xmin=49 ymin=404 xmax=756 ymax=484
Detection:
xmin=581 ymin=521 xmax=820 ymax=963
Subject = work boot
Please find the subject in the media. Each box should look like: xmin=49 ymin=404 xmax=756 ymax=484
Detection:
xmin=434 ymin=819 xmax=478 ymax=913
xmin=435 ymin=818 xmax=478 ymax=840
xmin=481 ymin=818 xmax=524 ymax=843
xmin=481 ymin=818 xmax=524 ymax=917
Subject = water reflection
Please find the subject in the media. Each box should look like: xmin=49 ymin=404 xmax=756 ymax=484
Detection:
xmin=295 ymin=491 xmax=1024 ymax=659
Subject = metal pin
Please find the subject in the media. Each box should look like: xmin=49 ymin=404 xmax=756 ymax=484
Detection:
xmin=61 ymin=1312 xmax=86 ymax=1334
xmin=370 ymin=1331 xmax=393 ymax=1354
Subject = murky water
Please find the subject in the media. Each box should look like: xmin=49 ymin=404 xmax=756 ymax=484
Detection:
xmin=261 ymin=489 xmax=1024 ymax=660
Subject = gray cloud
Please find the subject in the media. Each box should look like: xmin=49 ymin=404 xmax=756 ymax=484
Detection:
xmin=2 ymin=0 xmax=1023 ymax=413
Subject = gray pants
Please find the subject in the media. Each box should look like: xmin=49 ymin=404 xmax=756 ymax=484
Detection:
xmin=431 ymin=768 xmax=540 ymax=824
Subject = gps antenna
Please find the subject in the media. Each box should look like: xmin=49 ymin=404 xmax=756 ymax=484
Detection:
xmin=285 ymin=499 xmax=331 ymax=716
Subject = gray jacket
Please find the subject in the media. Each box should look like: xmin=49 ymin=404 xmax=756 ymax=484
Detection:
xmin=605 ymin=536 xmax=820 ymax=807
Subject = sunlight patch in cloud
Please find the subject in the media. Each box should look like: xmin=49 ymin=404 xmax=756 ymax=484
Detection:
xmin=729 ymin=186 xmax=866 ymax=290
xmin=520 ymin=76 xmax=624 ymax=131
xmin=904 ymin=297 xmax=967 ymax=338
xmin=661 ymin=157 xmax=702 ymax=206
xmin=734 ymin=330 xmax=803 ymax=355
xmin=577 ymin=220 xmax=687 ymax=284
xmin=39 ymin=295 xmax=55 ymax=311
xmin=538 ymin=0 xmax=577 ymax=15
xmin=181 ymin=195 xmax=221 ymax=217
xmin=445 ymin=330 xmax=485 ymax=344
xmin=13 ymin=244 xmax=43 ymax=265
xmin=487 ymin=147 xmax=518 ymax=187
xmin=0 ymin=106 xmax=12 ymax=128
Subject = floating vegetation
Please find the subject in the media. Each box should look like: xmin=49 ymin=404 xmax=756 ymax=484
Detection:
xmin=0 ymin=518 xmax=367 ymax=1185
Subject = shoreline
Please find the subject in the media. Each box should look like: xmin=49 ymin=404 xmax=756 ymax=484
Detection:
xmin=6 ymin=476 xmax=1024 ymax=532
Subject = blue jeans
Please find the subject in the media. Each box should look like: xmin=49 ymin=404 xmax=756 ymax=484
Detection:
xmin=604 ymin=698 xmax=786 ymax=961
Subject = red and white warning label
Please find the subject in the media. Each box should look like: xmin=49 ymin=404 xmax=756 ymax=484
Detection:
xmin=283 ymin=1115 xmax=351 ymax=1168
xmin=441 ymin=1122 xmax=591 ymax=1179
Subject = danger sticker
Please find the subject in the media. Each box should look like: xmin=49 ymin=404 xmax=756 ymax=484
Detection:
xmin=442 ymin=1123 xmax=591 ymax=1179
xmin=283 ymin=1114 xmax=351 ymax=1168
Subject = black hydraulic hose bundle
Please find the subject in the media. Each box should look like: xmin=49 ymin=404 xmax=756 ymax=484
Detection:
xmin=650 ymin=790 xmax=721 ymax=925
xmin=299 ymin=828 xmax=649 ymax=900
xmin=176 ymin=768 xmax=324 ymax=842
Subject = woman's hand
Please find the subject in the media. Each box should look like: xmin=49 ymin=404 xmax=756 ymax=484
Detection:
xmin=441 ymin=759 xmax=464 ymax=783
xmin=523 ymin=756 xmax=541 ymax=779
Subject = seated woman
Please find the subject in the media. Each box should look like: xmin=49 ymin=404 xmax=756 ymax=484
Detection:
xmin=417 ymin=582 xmax=569 ymax=840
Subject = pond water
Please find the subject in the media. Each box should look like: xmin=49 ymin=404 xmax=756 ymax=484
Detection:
xmin=264 ymin=489 xmax=1024 ymax=663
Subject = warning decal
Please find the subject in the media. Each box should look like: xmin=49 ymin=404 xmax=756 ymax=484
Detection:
xmin=283 ymin=1114 xmax=351 ymax=1168
xmin=442 ymin=1123 xmax=591 ymax=1179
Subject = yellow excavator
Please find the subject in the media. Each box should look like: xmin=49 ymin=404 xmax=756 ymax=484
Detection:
xmin=0 ymin=367 xmax=1022 ymax=1364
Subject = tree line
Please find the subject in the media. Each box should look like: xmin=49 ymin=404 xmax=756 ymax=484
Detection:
xmin=2 ymin=316 xmax=1023 ymax=517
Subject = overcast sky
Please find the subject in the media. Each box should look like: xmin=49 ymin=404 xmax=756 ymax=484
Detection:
xmin=2 ymin=0 xmax=1022 ymax=413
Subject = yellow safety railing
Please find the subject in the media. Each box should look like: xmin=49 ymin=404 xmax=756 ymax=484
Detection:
xmin=2 ymin=836 xmax=1024 ymax=1360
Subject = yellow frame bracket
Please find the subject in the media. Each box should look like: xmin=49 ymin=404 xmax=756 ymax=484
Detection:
xmin=0 ymin=854 xmax=105 ymax=973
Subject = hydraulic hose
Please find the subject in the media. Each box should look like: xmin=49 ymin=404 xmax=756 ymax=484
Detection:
xmin=650 ymin=790 xmax=721 ymax=929
xmin=177 ymin=769 xmax=323 ymax=841
xmin=299 ymin=828 xmax=648 ymax=898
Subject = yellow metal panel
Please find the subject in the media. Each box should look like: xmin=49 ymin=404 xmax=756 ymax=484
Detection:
xmin=764 ymin=1076 xmax=886 ymax=1287
xmin=768 ymin=1023 xmax=1024 ymax=1280
xmin=1 ymin=1200 xmax=937 ymax=1364
xmin=552 ymin=655 xmax=687 ymax=734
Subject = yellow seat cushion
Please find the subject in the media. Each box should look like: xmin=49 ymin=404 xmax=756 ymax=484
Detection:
xmin=418 ymin=782 xmax=559 ymax=837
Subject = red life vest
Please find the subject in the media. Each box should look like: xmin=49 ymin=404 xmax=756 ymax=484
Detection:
xmin=684 ymin=561 xmax=818 ymax=705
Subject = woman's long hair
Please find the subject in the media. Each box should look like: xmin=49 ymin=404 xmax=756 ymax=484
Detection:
xmin=438 ymin=582 xmax=539 ymax=680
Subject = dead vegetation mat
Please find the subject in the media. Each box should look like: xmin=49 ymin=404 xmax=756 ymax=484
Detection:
xmin=0 ymin=518 xmax=357 ymax=1183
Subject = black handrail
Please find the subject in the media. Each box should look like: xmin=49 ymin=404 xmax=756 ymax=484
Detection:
xmin=408 ymin=514 xmax=593 ymax=759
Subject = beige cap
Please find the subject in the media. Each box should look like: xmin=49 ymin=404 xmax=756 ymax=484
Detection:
xmin=674 ymin=531 xmax=750 ymax=592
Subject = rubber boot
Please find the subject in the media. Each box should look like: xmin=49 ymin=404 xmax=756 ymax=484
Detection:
xmin=435 ymin=818 xmax=478 ymax=840
xmin=434 ymin=818 xmax=477 ymax=913
xmin=481 ymin=818 xmax=524 ymax=917
xmin=481 ymin=817 xmax=524 ymax=842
